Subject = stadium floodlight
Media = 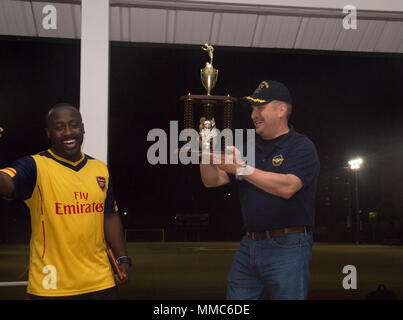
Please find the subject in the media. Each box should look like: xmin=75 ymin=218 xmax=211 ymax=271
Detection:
xmin=348 ymin=158 xmax=363 ymax=170
xmin=348 ymin=157 xmax=363 ymax=244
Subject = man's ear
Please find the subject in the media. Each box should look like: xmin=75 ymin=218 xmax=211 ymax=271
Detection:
xmin=279 ymin=103 xmax=288 ymax=118
xmin=45 ymin=128 xmax=50 ymax=139
xmin=81 ymin=123 xmax=85 ymax=134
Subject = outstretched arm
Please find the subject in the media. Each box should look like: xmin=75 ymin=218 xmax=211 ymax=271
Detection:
xmin=0 ymin=172 xmax=14 ymax=198
xmin=207 ymin=146 xmax=303 ymax=199
xmin=200 ymin=163 xmax=230 ymax=188
xmin=243 ymin=168 xmax=303 ymax=199
xmin=0 ymin=128 xmax=15 ymax=198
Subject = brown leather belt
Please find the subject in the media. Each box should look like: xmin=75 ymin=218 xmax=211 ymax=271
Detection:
xmin=247 ymin=226 xmax=312 ymax=240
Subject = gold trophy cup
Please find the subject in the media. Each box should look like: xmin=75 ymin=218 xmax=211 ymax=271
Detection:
xmin=200 ymin=44 xmax=218 ymax=96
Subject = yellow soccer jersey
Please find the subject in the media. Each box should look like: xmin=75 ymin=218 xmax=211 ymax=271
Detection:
xmin=0 ymin=149 xmax=118 ymax=296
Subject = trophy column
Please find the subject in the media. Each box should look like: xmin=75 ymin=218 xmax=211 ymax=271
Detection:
xmin=223 ymin=95 xmax=234 ymax=129
xmin=222 ymin=96 xmax=234 ymax=150
xmin=183 ymin=93 xmax=194 ymax=131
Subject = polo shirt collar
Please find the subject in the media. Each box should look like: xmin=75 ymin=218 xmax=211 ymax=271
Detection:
xmin=255 ymin=125 xmax=295 ymax=154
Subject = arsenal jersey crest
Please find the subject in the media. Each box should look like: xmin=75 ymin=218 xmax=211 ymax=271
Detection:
xmin=96 ymin=176 xmax=106 ymax=191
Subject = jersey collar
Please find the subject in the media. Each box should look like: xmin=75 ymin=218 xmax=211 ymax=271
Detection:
xmin=46 ymin=149 xmax=88 ymax=172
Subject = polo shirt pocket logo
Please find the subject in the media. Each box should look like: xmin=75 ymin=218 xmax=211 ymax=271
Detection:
xmin=272 ymin=154 xmax=284 ymax=167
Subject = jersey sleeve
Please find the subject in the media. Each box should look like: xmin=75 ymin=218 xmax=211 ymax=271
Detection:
xmin=0 ymin=156 xmax=37 ymax=200
xmin=104 ymin=170 xmax=118 ymax=214
xmin=283 ymin=138 xmax=320 ymax=187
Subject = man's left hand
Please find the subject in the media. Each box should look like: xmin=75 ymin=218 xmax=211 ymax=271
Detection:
xmin=115 ymin=263 xmax=130 ymax=285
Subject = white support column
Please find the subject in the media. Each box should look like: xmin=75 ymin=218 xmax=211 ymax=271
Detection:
xmin=80 ymin=0 xmax=110 ymax=164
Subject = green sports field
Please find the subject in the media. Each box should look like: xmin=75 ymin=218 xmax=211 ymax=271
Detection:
xmin=0 ymin=242 xmax=402 ymax=300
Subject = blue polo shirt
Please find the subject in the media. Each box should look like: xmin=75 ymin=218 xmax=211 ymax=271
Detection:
xmin=236 ymin=126 xmax=320 ymax=231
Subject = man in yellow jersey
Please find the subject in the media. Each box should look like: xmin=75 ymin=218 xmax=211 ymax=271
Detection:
xmin=0 ymin=104 xmax=131 ymax=299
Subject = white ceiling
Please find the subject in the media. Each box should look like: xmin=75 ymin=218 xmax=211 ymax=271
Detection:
xmin=1 ymin=0 xmax=403 ymax=53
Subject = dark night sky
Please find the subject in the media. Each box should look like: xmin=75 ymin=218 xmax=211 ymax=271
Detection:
xmin=0 ymin=37 xmax=402 ymax=242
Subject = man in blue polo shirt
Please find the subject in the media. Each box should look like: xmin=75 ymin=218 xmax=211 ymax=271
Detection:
xmin=199 ymin=80 xmax=320 ymax=300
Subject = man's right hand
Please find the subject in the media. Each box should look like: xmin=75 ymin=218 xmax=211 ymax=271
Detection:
xmin=0 ymin=127 xmax=3 ymax=138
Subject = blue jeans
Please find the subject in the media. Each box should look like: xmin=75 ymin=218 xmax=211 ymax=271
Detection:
xmin=227 ymin=231 xmax=313 ymax=300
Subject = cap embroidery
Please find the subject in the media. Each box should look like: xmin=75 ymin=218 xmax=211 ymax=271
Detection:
xmin=245 ymin=96 xmax=267 ymax=103
xmin=253 ymin=81 xmax=269 ymax=94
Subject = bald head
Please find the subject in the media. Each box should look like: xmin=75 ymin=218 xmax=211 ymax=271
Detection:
xmin=46 ymin=103 xmax=82 ymax=129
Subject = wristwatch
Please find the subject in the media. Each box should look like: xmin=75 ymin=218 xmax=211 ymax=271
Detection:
xmin=235 ymin=161 xmax=248 ymax=181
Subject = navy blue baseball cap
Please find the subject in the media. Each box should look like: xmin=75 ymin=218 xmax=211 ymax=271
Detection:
xmin=242 ymin=80 xmax=292 ymax=106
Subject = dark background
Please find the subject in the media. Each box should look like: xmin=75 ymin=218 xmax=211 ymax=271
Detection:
xmin=0 ymin=37 xmax=402 ymax=243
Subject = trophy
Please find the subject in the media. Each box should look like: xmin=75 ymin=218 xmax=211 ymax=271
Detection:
xmin=200 ymin=44 xmax=218 ymax=96
xmin=180 ymin=44 xmax=237 ymax=153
